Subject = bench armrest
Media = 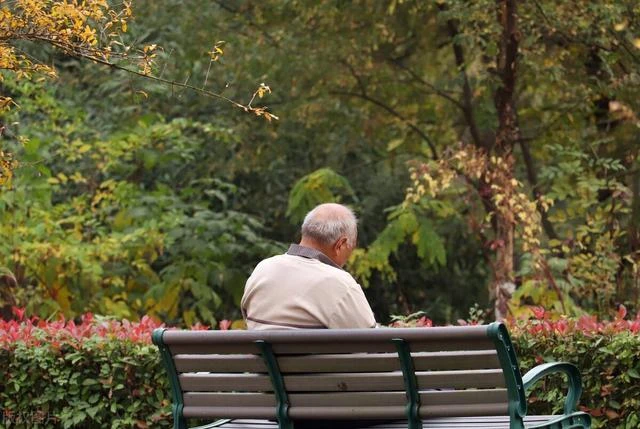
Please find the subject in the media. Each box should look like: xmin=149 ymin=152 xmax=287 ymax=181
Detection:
xmin=522 ymin=362 xmax=583 ymax=415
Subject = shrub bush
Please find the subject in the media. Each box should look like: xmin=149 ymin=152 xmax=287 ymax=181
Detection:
xmin=1 ymin=308 xmax=639 ymax=428
xmin=509 ymin=307 xmax=640 ymax=429
xmin=0 ymin=312 xmax=173 ymax=428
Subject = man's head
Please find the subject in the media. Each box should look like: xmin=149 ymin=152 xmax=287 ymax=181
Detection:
xmin=299 ymin=203 xmax=358 ymax=267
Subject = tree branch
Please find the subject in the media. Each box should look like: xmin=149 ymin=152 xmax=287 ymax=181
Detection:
xmin=335 ymin=59 xmax=438 ymax=159
xmin=494 ymin=0 xmax=519 ymax=155
xmin=437 ymin=4 xmax=484 ymax=149
xmin=330 ymin=89 xmax=438 ymax=160
xmin=212 ymin=0 xmax=281 ymax=48
xmin=518 ymin=136 xmax=559 ymax=240
xmin=18 ymin=34 xmax=278 ymax=119
xmin=387 ymin=59 xmax=465 ymax=111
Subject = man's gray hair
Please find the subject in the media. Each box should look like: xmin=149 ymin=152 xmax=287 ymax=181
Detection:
xmin=301 ymin=203 xmax=358 ymax=247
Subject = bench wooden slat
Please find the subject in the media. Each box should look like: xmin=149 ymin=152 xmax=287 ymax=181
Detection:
xmin=182 ymin=402 xmax=510 ymax=420
xmin=179 ymin=373 xmax=272 ymax=391
xmin=183 ymin=406 xmax=406 ymax=420
xmin=287 ymin=403 xmax=510 ymax=419
xmin=183 ymin=406 xmax=275 ymax=419
xmin=288 ymin=406 xmax=407 ymax=419
xmin=413 ymin=351 xmax=500 ymax=371
xmin=168 ymin=339 xmax=495 ymax=355
xmin=214 ymin=415 xmax=558 ymax=429
xmin=175 ymin=354 xmax=267 ymax=373
xmin=420 ymin=389 xmax=507 ymax=405
xmin=184 ymin=392 xmax=276 ymax=407
xmin=162 ymin=326 xmax=491 ymax=345
xmin=416 ymin=369 xmax=505 ymax=389
xmin=419 ymin=403 xmax=508 ymax=417
xmin=179 ymin=369 xmax=505 ymax=392
xmin=173 ymin=350 xmax=500 ymax=373
xmin=213 ymin=423 xmax=277 ymax=429
xmin=182 ymin=389 xmax=508 ymax=409
xmin=183 ymin=405 xmax=408 ymax=420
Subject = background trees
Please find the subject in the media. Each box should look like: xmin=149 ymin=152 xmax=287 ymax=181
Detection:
xmin=1 ymin=0 xmax=638 ymax=325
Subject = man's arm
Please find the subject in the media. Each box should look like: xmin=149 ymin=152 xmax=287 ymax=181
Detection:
xmin=328 ymin=281 xmax=377 ymax=329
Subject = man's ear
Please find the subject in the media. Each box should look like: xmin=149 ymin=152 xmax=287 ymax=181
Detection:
xmin=334 ymin=236 xmax=349 ymax=251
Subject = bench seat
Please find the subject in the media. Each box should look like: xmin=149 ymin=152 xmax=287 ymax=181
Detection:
xmin=206 ymin=414 xmax=590 ymax=428
xmin=153 ymin=323 xmax=591 ymax=429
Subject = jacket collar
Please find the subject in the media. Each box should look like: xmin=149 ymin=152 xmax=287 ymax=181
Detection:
xmin=286 ymin=243 xmax=343 ymax=270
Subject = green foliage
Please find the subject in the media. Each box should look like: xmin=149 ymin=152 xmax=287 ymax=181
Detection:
xmin=538 ymin=142 xmax=635 ymax=314
xmin=350 ymin=206 xmax=446 ymax=287
xmin=1 ymin=339 xmax=170 ymax=428
xmin=3 ymin=0 xmax=640 ymax=324
xmin=513 ymin=331 xmax=640 ymax=429
xmin=0 ymin=78 xmax=282 ymax=326
xmin=286 ymin=168 xmax=357 ymax=224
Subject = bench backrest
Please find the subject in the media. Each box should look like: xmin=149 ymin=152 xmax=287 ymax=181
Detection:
xmin=153 ymin=323 xmax=527 ymax=429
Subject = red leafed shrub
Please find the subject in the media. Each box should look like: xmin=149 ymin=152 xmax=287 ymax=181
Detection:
xmin=507 ymin=305 xmax=640 ymax=337
xmin=0 ymin=308 xmax=165 ymax=348
xmin=0 ymin=308 xmax=210 ymax=428
xmin=508 ymin=306 xmax=640 ymax=429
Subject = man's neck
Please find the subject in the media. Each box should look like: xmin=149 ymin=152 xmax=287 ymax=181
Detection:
xmin=298 ymin=239 xmax=339 ymax=266
xmin=299 ymin=238 xmax=327 ymax=254
xmin=287 ymin=243 xmax=343 ymax=270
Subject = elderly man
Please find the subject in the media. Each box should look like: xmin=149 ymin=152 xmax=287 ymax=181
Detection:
xmin=241 ymin=203 xmax=377 ymax=330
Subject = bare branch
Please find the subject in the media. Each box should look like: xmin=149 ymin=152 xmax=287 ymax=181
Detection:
xmin=387 ymin=59 xmax=465 ymax=111
xmin=330 ymin=89 xmax=438 ymax=160
xmin=518 ymin=136 xmax=559 ymax=240
xmin=437 ymin=4 xmax=484 ymax=149
xmin=13 ymin=33 xmax=278 ymax=119
xmin=336 ymin=59 xmax=438 ymax=159
xmin=212 ymin=0 xmax=280 ymax=48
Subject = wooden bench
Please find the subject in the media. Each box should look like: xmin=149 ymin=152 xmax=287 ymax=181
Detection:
xmin=152 ymin=322 xmax=591 ymax=429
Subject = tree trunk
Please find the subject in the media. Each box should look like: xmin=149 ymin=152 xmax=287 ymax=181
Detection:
xmin=630 ymin=157 xmax=640 ymax=307
xmin=492 ymin=0 xmax=519 ymax=321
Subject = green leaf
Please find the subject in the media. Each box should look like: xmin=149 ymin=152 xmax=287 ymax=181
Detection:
xmin=628 ymin=368 xmax=640 ymax=379
xmin=286 ymin=168 xmax=356 ymax=224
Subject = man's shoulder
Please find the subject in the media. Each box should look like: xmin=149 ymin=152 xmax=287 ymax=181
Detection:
xmin=252 ymin=253 xmax=288 ymax=270
xmin=252 ymin=253 xmax=317 ymax=272
xmin=256 ymin=253 xmax=287 ymax=264
xmin=253 ymin=254 xmax=357 ymax=281
xmin=309 ymin=260 xmax=361 ymax=289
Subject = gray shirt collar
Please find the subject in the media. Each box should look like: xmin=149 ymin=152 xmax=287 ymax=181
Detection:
xmin=286 ymin=244 xmax=343 ymax=270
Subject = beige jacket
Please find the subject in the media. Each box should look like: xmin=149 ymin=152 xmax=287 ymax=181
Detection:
xmin=241 ymin=249 xmax=376 ymax=330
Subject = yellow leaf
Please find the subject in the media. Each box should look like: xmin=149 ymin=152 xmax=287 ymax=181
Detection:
xmin=231 ymin=319 xmax=247 ymax=330
xmin=54 ymin=285 xmax=72 ymax=313
xmin=614 ymin=22 xmax=627 ymax=32
xmin=257 ymin=82 xmax=271 ymax=98
xmin=387 ymin=138 xmax=404 ymax=152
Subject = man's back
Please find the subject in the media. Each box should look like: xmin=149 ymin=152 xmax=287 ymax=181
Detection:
xmin=241 ymin=253 xmax=376 ymax=330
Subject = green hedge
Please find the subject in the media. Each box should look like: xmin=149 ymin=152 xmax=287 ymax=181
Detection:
xmin=512 ymin=327 xmax=640 ymax=429
xmin=1 ymin=339 xmax=171 ymax=428
xmin=0 ymin=314 xmax=172 ymax=428
xmin=2 ymin=314 xmax=639 ymax=428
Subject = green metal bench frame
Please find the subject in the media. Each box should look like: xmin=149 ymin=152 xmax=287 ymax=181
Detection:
xmin=152 ymin=323 xmax=591 ymax=429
